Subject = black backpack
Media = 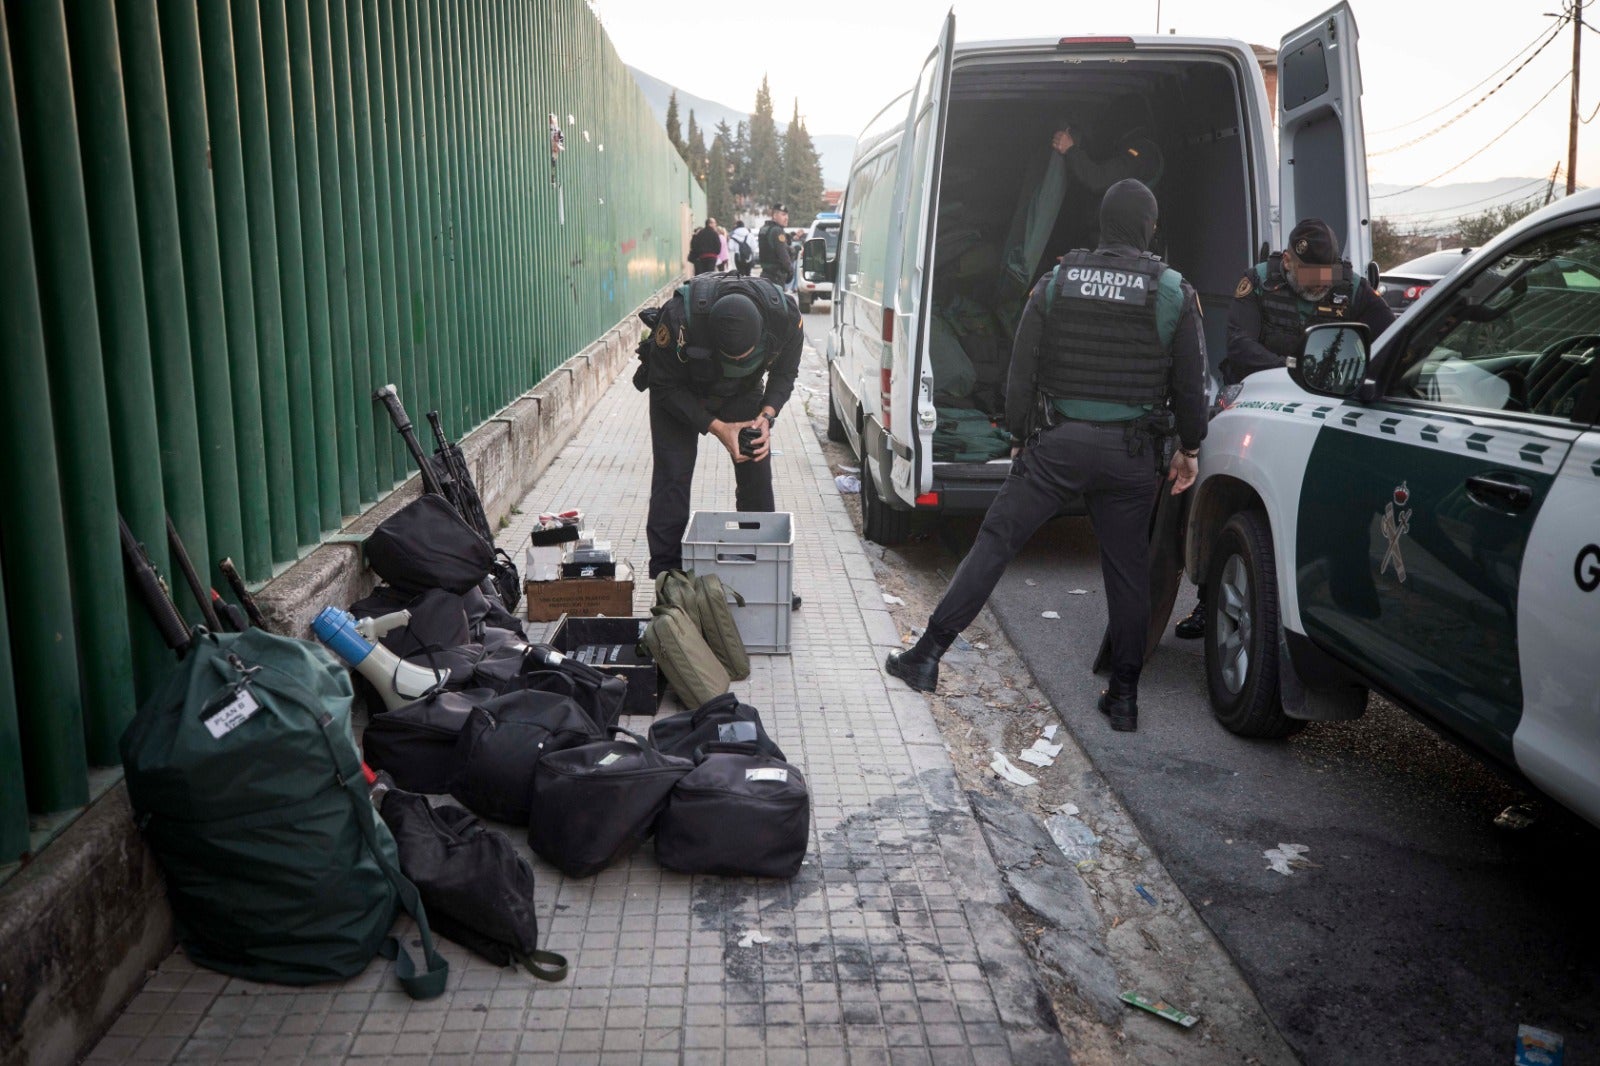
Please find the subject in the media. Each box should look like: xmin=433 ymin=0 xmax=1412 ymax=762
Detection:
xmin=375 ymin=777 xmax=567 ymax=980
xmin=527 ymin=728 xmax=693 ymax=878
xmin=648 ymin=692 xmax=786 ymax=763
xmin=364 ymin=493 xmax=495 ymax=595
xmin=449 ymin=690 xmax=601 ymax=824
xmin=361 ymin=688 xmax=490 ymax=795
xmin=655 ymin=744 xmax=810 ymax=879
xmin=473 ymin=643 xmax=629 ymax=731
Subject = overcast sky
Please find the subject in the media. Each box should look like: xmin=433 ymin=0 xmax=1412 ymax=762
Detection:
xmin=588 ymin=0 xmax=1596 ymax=190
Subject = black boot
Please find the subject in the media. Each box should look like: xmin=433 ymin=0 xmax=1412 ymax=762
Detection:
xmin=1174 ymin=599 xmax=1206 ymax=640
xmin=1098 ymin=687 xmax=1139 ymax=732
xmin=886 ymin=629 xmax=952 ymax=694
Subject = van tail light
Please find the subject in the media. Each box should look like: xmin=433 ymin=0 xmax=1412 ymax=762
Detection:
xmin=881 ymin=308 xmax=895 ymax=344
xmin=1057 ymin=36 xmax=1135 ymax=48
xmin=880 ymin=369 xmax=893 ymax=431
xmin=915 ymin=492 xmax=940 ymax=507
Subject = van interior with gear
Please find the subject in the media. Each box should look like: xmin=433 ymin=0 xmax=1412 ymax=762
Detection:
xmin=926 ymin=52 xmax=1257 ymax=460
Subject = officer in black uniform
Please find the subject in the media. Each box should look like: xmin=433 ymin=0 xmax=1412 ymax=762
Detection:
xmin=637 ymin=272 xmax=803 ymax=577
xmin=1171 ymin=217 xmax=1394 ymax=638
xmin=886 ymin=179 xmax=1207 ymax=731
xmin=758 ymin=204 xmax=794 ymax=289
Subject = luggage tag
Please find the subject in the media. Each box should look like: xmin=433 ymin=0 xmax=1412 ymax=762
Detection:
xmin=201 ymin=654 xmax=263 ymax=740
xmin=746 ymin=768 xmax=789 ymax=783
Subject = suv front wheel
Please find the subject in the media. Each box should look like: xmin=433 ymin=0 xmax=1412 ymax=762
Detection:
xmin=1204 ymin=510 xmax=1304 ymax=738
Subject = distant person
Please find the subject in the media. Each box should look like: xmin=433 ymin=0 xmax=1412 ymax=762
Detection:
xmin=758 ymin=205 xmax=794 ymax=290
xmin=1170 ymin=217 xmax=1394 ymax=641
xmin=729 ymin=219 xmax=756 ymax=277
xmin=717 ymin=224 xmax=731 ymax=272
xmin=689 ymin=217 xmax=722 ymax=275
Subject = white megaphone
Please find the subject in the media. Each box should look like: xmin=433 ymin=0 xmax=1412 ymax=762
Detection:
xmin=312 ymin=606 xmax=448 ymax=711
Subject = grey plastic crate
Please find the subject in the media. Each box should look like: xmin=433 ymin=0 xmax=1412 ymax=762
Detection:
xmin=681 ymin=510 xmax=793 ymax=654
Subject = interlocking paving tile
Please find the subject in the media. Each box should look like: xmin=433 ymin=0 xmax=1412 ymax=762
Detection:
xmin=88 ymin=341 xmax=1067 ymax=1064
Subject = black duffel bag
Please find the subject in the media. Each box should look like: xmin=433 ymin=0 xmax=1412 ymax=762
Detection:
xmin=374 ymin=776 xmax=566 ymax=980
xmin=365 ymin=493 xmax=494 ymax=595
xmin=465 ymin=583 xmax=526 ymax=640
xmin=528 ymin=728 xmax=693 ymax=878
xmin=477 ymin=644 xmax=628 ymax=731
xmin=448 ymin=689 xmax=601 ymax=824
xmin=362 ymin=688 xmax=491 ymax=794
xmin=655 ymin=744 xmax=810 ymax=879
xmin=648 ymin=692 xmax=786 ymax=763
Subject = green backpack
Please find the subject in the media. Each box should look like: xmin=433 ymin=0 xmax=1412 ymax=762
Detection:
xmin=641 ymin=603 xmax=731 ymax=709
xmin=655 ymin=570 xmax=750 ymax=681
xmin=121 ymin=628 xmax=448 ymax=998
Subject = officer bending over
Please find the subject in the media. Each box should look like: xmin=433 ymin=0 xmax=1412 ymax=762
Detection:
xmin=637 ymin=272 xmax=803 ymax=577
xmin=887 ymin=179 xmax=1207 ymax=732
xmin=1172 ymin=217 xmax=1393 ymax=639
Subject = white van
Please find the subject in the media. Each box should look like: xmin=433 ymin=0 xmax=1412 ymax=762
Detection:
xmin=813 ymin=6 xmax=1371 ymax=543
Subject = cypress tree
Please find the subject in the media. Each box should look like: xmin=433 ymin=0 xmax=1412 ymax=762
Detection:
xmin=747 ymin=77 xmax=783 ymax=207
xmin=781 ymin=101 xmax=825 ymax=220
xmin=665 ymin=91 xmax=685 ymax=162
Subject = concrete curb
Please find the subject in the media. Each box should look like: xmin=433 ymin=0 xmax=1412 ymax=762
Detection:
xmin=0 ymin=279 xmax=680 ymax=1066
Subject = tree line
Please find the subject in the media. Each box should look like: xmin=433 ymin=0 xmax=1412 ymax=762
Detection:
xmin=665 ymin=76 xmax=825 ymax=225
xmin=1371 ymin=198 xmax=1545 ymax=268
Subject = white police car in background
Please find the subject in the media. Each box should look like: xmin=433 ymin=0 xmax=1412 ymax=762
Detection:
xmin=798 ymin=212 xmax=841 ymax=314
xmin=1186 ymin=189 xmax=1600 ymax=828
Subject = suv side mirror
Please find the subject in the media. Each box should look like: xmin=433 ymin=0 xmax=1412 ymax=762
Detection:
xmin=1288 ymin=323 xmax=1371 ymax=399
xmin=803 ymin=237 xmax=835 ymax=282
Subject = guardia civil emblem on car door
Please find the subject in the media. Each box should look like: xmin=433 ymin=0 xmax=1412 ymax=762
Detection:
xmin=1380 ymin=482 xmax=1412 ymax=582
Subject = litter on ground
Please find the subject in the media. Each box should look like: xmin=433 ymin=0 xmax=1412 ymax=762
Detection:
xmin=1264 ymin=843 xmax=1312 ymax=875
xmin=1030 ymin=738 xmax=1063 ymax=759
xmin=736 ymin=930 xmax=773 ymax=948
xmin=1135 ymin=884 xmax=1158 ymax=906
xmin=882 ymin=593 xmax=905 ymax=605
xmin=1067 ymin=588 xmax=1089 ymax=595
xmin=1018 ymin=749 xmax=1054 ymax=768
xmin=989 ymin=752 xmax=1039 ymax=787
xmin=1043 ymin=725 xmax=1058 ymax=741
xmin=1041 ymin=611 xmax=1060 ymax=619
xmin=1046 ymin=812 xmax=1099 ymax=863
xmin=1120 ymin=991 xmax=1199 ymax=1028
xmin=834 ymin=475 xmax=860 ymax=494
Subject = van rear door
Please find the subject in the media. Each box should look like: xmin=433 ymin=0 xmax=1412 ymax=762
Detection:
xmin=882 ymin=12 xmax=955 ymax=506
xmin=1277 ymin=2 xmax=1371 ymax=271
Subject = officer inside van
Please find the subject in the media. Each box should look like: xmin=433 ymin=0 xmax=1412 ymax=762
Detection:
xmin=888 ymin=179 xmax=1207 ymax=733
xmin=637 ymin=273 xmax=803 ymax=577
xmin=1171 ymin=217 xmax=1393 ymax=639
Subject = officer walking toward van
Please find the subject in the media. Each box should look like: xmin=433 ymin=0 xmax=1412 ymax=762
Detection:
xmin=634 ymin=273 xmax=804 ymax=577
xmin=887 ymin=179 xmax=1207 ymax=732
xmin=758 ymin=205 xmax=794 ymax=289
xmin=1171 ymin=217 xmax=1394 ymax=638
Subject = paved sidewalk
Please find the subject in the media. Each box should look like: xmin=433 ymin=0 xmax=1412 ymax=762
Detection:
xmin=87 ymin=357 xmax=1070 ymax=1064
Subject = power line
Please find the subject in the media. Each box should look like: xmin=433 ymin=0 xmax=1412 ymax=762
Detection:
xmin=1369 ymin=18 xmax=1570 ymax=156
xmin=1368 ymin=22 xmax=1565 ymax=135
xmin=1372 ymin=72 xmax=1572 ymax=199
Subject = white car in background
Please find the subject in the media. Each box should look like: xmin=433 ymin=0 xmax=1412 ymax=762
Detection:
xmin=798 ymin=213 xmax=840 ymax=314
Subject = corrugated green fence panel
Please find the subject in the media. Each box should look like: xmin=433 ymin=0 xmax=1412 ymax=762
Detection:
xmin=0 ymin=0 xmax=703 ymax=863
xmin=195 ymin=0 xmax=272 ymax=580
xmin=230 ymin=0 xmax=301 ymax=568
xmin=65 ymin=0 xmax=173 ymax=699
xmin=9 ymin=0 xmax=133 ymax=768
xmin=0 ymin=1 xmax=90 ymax=814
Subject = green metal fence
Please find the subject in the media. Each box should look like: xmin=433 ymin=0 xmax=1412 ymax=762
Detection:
xmin=0 ymin=0 xmax=702 ymax=864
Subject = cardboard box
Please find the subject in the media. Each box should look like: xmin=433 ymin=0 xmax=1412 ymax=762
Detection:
xmin=525 ymin=562 xmax=635 ymax=622
xmin=548 ymin=615 xmax=659 ymax=717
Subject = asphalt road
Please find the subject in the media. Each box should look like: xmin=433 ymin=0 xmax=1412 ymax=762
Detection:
xmin=798 ymin=309 xmax=1600 ymax=1065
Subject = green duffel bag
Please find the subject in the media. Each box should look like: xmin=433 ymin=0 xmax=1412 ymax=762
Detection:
xmin=655 ymin=570 xmax=750 ymax=681
xmin=121 ymin=628 xmax=448 ymax=998
xmin=641 ymin=603 xmax=730 ymax=709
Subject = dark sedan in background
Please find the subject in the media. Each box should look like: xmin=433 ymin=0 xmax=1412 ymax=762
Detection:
xmin=1377 ymin=247 xmax=1474 ymax=311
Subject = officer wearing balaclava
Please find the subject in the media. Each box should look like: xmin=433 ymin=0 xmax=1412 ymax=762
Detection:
xmin=637 ymin=273 xmax=803 ymax=577
xmin=887 ymin=180 xmax=1207 ymax=733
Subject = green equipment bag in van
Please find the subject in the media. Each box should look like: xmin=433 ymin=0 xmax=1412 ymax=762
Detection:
xmin=641 ymin=603 xmax=730 ymax=709
xmin=655 ymin=570 xmax=750 ymax=681
xmin=121 ymin=628 xmax=448 ymax=998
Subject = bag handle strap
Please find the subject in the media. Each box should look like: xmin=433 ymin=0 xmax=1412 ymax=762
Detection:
xmin=311 ymin=710 xmax=450 ymax=1000
xmin=513 ymin=948 xmax=570 ymax=982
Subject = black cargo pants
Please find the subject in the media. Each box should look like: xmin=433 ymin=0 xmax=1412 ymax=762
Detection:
xmin=927 ymin=420 xmax=1161 ymax=689
xmin=647 ymin=389 xmax=774 ymax=577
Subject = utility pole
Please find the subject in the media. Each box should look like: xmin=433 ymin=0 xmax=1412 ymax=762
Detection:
xmin=1570 ymin=0 xmax=1582 ymax=195
xmin=1546 ymin=160 xmax=1563 ymax=204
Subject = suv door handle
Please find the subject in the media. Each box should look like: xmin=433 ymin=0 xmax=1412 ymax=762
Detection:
xmin=1465 ymin=474 xmax=1534 ymax=512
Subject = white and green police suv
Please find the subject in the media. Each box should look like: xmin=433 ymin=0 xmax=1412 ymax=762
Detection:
xmin=1187 ymin=190 xmax=1600 ymax=828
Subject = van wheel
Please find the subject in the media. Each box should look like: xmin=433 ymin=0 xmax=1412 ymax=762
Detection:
xmin=1203 ymin=510 xmax=1303 ymax=739
xmin=861 ymin=461 xmax=910 ymax=545
xmin=826 ymin=374 xmax=848 ymax=443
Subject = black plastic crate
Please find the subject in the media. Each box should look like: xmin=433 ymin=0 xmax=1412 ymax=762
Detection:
xmin=549 ymin=615 xmax=659 ymax=717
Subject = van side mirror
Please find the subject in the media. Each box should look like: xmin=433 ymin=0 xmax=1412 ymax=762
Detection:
xmin=1288 ymin=323 xmax=1371 ymax=399
xmin=1366 ymin=261 xmax=1380 ymax=289
xmin=803 ymin=237 xmax=835 ymax=283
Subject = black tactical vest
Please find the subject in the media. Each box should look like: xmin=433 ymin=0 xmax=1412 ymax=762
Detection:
xmin=1256 ymin=256 xmax=1357 ymax=360
xmin=681 ymin=274 xmax=792 ymax=398
xmin=1036 ymin=250 xmax=1170 ymax=407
